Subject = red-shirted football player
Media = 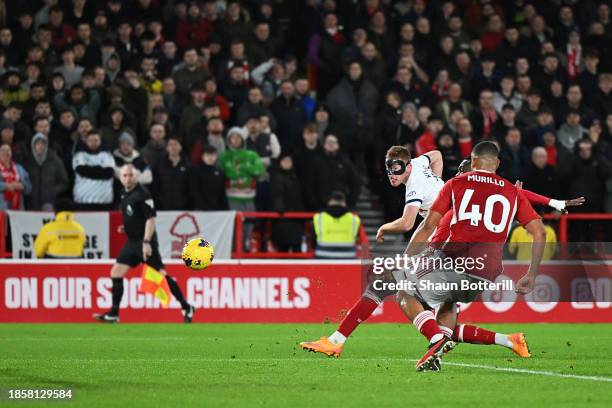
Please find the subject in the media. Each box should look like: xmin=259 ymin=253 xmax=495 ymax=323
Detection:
xmin=402 ymin=141 xmax=547 ymax=371
xmin=416 ymin=160 xmax=584 ymax=367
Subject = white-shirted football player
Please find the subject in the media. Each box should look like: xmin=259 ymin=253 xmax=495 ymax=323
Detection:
xmin=300 ymin=146 xmax=444 ymax=357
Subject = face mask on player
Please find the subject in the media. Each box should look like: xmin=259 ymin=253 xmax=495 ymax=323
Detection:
xmin=385 ymin=159 xmax=407 ymax=175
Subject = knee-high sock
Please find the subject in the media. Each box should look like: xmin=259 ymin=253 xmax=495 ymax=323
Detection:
xmin=111 ymin=278 xmax=124 ymax=315
xmin=166 ymin=276 xmax=189 ymax=310
xmin=336 ymin=297 xmax=379 ymax=338
xmin=413 ymin=310 xmax=443 ymax=344
xmin=452 ymin=324 xmax=513 ymax=347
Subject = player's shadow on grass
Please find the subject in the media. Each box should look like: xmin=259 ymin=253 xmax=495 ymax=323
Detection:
xmin=1 ymin=368 xmax=90 ymax=389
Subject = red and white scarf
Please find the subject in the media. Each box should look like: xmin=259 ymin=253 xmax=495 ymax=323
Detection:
xmin=567 ymin=44 xmax=581 ymax=81
xmin=483 ymin=109 xmax=497 ymax=138
xmin=0 ymin=160 xmax=21 ymax=209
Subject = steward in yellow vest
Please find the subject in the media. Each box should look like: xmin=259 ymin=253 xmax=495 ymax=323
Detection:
xmin=313 ymin=192 xmax=361 ymax=259
xmin=34 ymin=211 xmax=86 ymax=258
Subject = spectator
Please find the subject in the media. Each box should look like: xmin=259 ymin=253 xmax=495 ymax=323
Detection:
xmin=559 ymin=83 xmax=595 ymax=127
xmin=53 ymin=47 xmax=84 ymax=88
xmin=24 ymin=133 xmax=68 ymax=210
xmin=498 ymin=128 xmax=530 ymax=183
xmin=178 ymin=83 xmax=206 ymax=143
xmin=176 ymin=1 xmax=212 ymax=50
xmin=236 ymin=86 xmax=274 ymax=127
xmin=397 ymin=102 xmax=424 ymax=149
xmin=141 ymin=124 xmax=167 ymax=168
xmin=203 ymin=77 xmax=231 ymax=123
xmin=113 ymin=132 xmax=151 ymax=186
xmin=151 ymin=137 xmax=190 ymax=210
xmin=72 ymin=129 xmax=114 ymax=210
xmin=0 ymin=143 xmax=31 ymax=210
xmin=568 ymin=138 xmax=612 ymax=241
xmin=523 ymin=147 xmax=561 ymax=213
xmin=271 ymin=80 xmax=306 ymax=151
xmin=517 ymin=88 xmax=543 ymax=133
xmin=295 ymin=77 xmax=316 ymax=122
xmin=54 ymin=84 xmax=100 ymax=125
xmin=470 ymin=89 xmax=498 ymax=140
xmin=492 ymin=104 xmax=519 ymax=142
xmin=0 ymin=119 xmax=26 ymax=164
xmin=541 ymin=130 xmax=573 ymax=179
xmin=2 ymin=70 xmax=29 ymax=107
xmin=173 ymin=48 xmax=208 ymax=98
xmin=219 ymin=126 xmax=264 ymax=211
xmin=244 ymin=115 xmax=281 ymax=210
xmin=436 ymin=131 xmax=462 ymax=181
xmin=493 ymin=75 xmax=522 ymax=113
xmin=311 ymin=134 xmax=361 ymax=210
xmin=455 ymin=117 xmax=474 ymax=159
xmin=557 ymin=109 xmax=588 ymax=151
xmin=190 ymin=117 xmax=226 ymax=165
xmin=248 ymin=21 xmax=281 ymax=67
xmin=306 ymin=12 xmax=346 ymax=98
xmin=327 ymin=61 xmax=378 ymax=175
xmin=190 ymin=145 xmax=228 ymax=211
xmin=415 ymin=114 xmax=444 ymax=156
xmin=589 ymin=72 xmax=612 ymax=119
xmin=293 ymin=124 xmax=323 ymax=211
xmin=270 ymin=153 xmax=305 ymax=252
xmin=101 ymin=105 xmax=135 ymax=150
xmin=435 ymin=82 xmax=472 ymax=124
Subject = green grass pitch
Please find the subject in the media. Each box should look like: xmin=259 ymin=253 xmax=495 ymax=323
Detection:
xmin=1 ymin=323 xmax=611 ymax=407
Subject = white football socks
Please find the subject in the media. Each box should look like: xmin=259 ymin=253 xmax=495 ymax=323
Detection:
xmin=495 ymin=333 xmax=513 ymax=348
xmin=328 ymin=331 xmax=347 ymax=345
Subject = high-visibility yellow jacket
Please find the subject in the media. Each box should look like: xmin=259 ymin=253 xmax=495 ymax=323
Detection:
xmin=34 ymin=212 xmax=86 ymax=258
xmin=508 ymin=224 xmax=557 ymax=261
xmin=313 ymin=211 xmax=361 ymax=258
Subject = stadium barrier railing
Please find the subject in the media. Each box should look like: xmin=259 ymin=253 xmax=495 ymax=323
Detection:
xmin=1 ymin=211 xmax=611 ymax=259
xmin=232 ymin=211 xmax=370 ymax=259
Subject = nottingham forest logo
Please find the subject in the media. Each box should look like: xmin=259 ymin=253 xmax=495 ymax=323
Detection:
xmin=169 ymin=213 xmax=200 ymax=258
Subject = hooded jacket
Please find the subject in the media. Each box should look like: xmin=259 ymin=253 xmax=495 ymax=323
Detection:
xmin=24 ymin=133 xmax=69 ymax=210
xmin=218 ymin=127 xmax=264 ymax=203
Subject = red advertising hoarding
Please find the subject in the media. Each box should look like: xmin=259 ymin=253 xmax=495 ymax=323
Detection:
xmin=0 ymin=261 xmax=610 ymax=323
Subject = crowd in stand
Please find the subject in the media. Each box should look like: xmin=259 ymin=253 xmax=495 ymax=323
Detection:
xmin=0 ymin=0 xmax=610 ymax=242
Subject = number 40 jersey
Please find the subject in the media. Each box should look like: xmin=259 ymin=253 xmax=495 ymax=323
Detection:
xmin=429 ymin=170 xmax=540 ymax=281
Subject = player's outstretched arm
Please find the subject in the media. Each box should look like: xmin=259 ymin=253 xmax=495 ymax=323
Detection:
xmin=424 ymin=150 xmax=443 ymax=177
xmin=515 ymin=219 xmax=546 ymax=294
xmin=376 ymin=204 xmax=419 ymax=242
xmin=516 ymin=181 xmax=586 ymax=213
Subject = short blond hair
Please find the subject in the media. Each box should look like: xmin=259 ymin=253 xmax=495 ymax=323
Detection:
xmin=386 ymin=145 xmax=411 ymax=162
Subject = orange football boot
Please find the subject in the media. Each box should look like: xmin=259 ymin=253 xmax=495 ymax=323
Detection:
xmin=300 ymin=337 xmax=343 ymax=357
xmin=508 ymin=333 xmax=531 ymax=358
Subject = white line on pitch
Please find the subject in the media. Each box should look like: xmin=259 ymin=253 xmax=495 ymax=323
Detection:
xmin=442 ymin=361 xmax=612 ymax=383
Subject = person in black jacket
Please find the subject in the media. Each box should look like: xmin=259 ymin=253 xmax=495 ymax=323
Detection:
xmin=523 ymin=147 xmax=561 ymax=213
xmin=190 ymin=146 xmax=228 ymax=211
xmin=270 ymin=153 xmax=305 ymax=252
xmin=311 ymin=134 xmax=361 ymax=210
xmin=151 ymin=137 xmax=191 ymax=210
xmin=24 ymin=133 xmax=69 ymax=210
xmin=292 ymin=124 xmax=323 ymax=211
xmin=568 ymin=138 xmax=612 ymax=241
xmin=498 ymin=128 xmax=530 ymax=184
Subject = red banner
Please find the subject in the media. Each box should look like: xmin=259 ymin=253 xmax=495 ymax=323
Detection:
xmin=0 ymin=261 xmax=610 ymax=323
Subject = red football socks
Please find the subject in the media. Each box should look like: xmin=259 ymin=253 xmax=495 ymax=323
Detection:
xmin=337 ymin=297 xmax=379 ymax=338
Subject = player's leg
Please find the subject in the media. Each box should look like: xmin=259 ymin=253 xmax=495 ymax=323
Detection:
xmin=299 ymin=272 xmax=396 ymax=357
xmin=149 ymin=242 xmax=195 ymax=323
xmin=436 ymin=305 xmax=531 ymax=357
xmin=93 ymin=262 xmax=131 ymax=322
xmin=397 ymin=292 xmax=455 ymax=371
